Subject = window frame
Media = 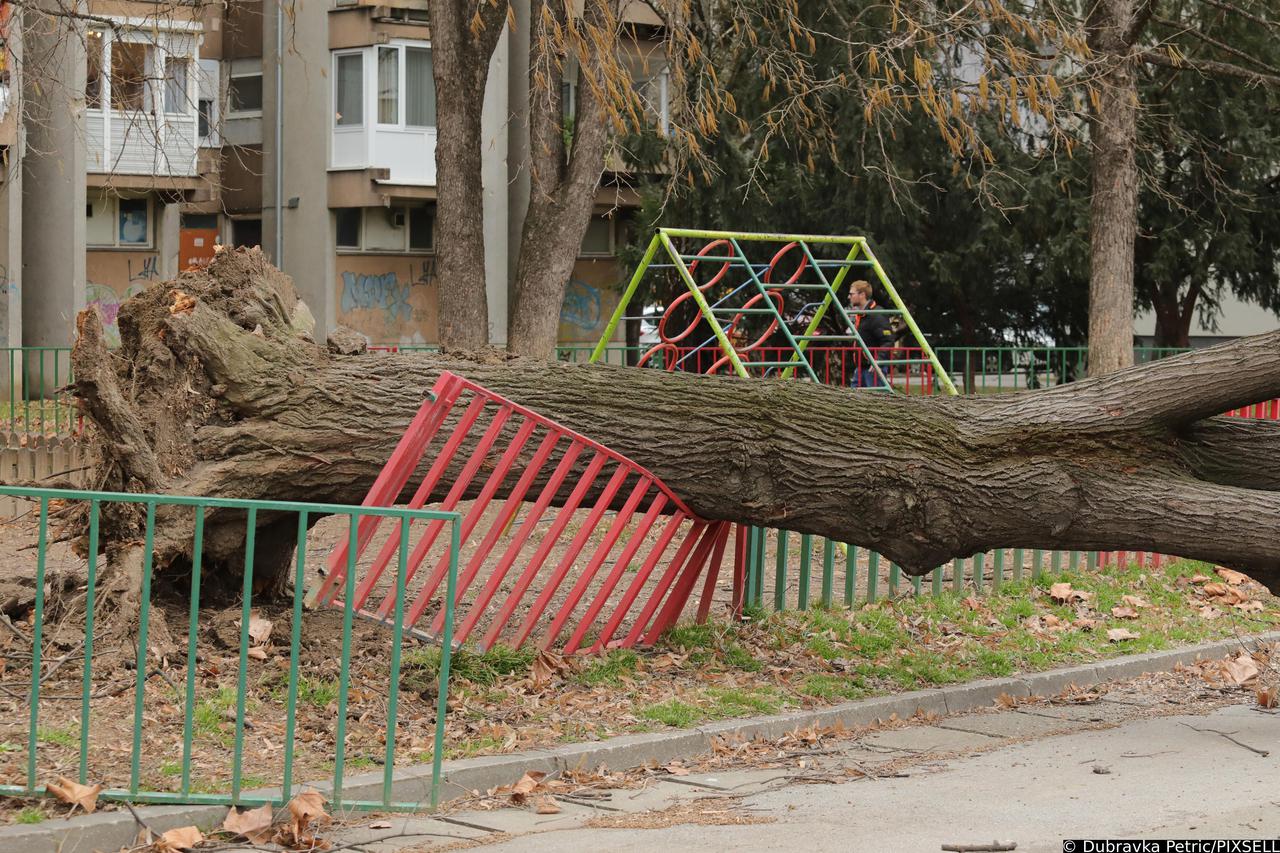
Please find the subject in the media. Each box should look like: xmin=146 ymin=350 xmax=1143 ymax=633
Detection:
xmin=579 ymin=216 xmax=614 ymax=258
xmin=164 ymin=55 xmax=190 ymax=115
xmin=228 ymin=71 xmax=264 ymax=116
xmin=86 ymin=193 xmax=154 ymax=249
xmin=332 ymin=49 xmax=365 ymax=130
xmin=109 ymin=38 xmax=151 ymax=113
xmin=335 ymin=205 xmax=435 ymax=254
xmin=368 ymin=41 xmax=436 ymax=131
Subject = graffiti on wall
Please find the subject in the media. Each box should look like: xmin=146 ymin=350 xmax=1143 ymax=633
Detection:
xmin=560 ymin=279 xmax=602 ymax=332
xmin=86 ymin=282 xmax=145 ymax=347
xmin=335 ymin=256 xmax=439 ymax=345
xmin=86 ymin=251 xmax=159 ymax=347
xmin=557 ymin=259 xmax=623 ymax=344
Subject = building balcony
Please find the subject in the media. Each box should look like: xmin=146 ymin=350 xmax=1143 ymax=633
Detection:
xmin=87 ymin=110 xmax=199 ymax=177
xmin=330 ymin=42 xmax=437 ymax=186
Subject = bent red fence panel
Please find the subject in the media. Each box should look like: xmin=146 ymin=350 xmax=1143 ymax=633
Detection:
xmin=308 ymin=371 xmax=737 ymax=653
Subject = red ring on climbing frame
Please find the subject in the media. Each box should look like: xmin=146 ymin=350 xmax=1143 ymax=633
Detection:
xmin=659 ymin=240 xmax=734 ymax=344
xmin=762 ymin=241 xmax=809 ymax=285
xmin=637 ymin=341 xmax=679 ymax=371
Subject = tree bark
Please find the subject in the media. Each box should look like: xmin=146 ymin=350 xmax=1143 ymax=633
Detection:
xmin=506 ymin=0 xmax=615 ymax=358
xmin=431 ymin=0 xmax=508 ymax=351
xmin=1086 ymin=0 xmax=1144 ymax=376
xmin=71 ymin=248 xmax=1280 ymax=598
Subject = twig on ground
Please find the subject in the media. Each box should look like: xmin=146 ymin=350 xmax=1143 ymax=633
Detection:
xmin=941 ymin=842 xmax=1017 ymax=852
xmin=1179 ymin=722 xmax=1271 ymax=757
xmin=120 ymin=799 xmax=159 ymax=842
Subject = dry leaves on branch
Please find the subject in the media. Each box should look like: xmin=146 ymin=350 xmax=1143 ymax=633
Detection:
xmin=223 ymin=802 xmax=275 ymax=844
xmin=1106 ymin=628 xmax=1140 ymax=642
xmin=46 ymin=777 xmax=103 ymax=814
xmin=491 ymin=770 xmax=569 ymax=809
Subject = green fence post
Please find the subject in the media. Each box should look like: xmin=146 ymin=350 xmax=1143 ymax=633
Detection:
xmin=79 ymin=501 xmax=100 ymax=785
xmin=744 ymin=526 xmax=759 ymax=607
xmin=1032 ymin=549 xmax=1044 ymax=579
xmin=993 ymin=549 xmax=1005 ymax=591
xmin=889 ymin=562 xmax=901 ymax=596
xmin=1069 ymin=551 xmax=1080 ymax=571
xmin=1087 ymin=551 xmax=1099 ymax=571
xmin=26 ymin=498 xmax=48 ymax=793
xmin=774 ymin=530 xmax=788 ymax=611
xmin=231 ymin=506 xmax=257 ymax=803
xmin=951 ymin=557 xmax=964 ymax=593
xmin=1012 ymin=548 xmax=1024 ymax=581
xmin=752 ymin=527 xmax=767 ymax=608
xmin=1051 ymin=550 xmax=1063 ymax=575
xmin=844 ymin=545 xmax=857 ymax=607
xmin=972 ymin=553 xmax=985 ymax=595
xmin=179 ymin=506 xmax=205 ymax=799
xmin=333 ymin=516 xmax=358 ymax=809
xmin=383 ymin=519 xmax=410 ymax=807
xmin=931 ymin=565 xmax=942 ymax=597
xmin=129 ymin=502 xmax=157 ymax=796
xmin=821 ymin=539 xmax=834 ymax=608
xmin=798 ymin=535 xmax=812 ymax=610
xmin=282 ymin=511 xmax=307 ymax=803
xmin=431 ymin=520 xmax=461 ymax=809
xmin=867 ymin=552 xmax=880 ymax=602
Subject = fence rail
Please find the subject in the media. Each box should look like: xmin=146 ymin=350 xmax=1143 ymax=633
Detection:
xmin=0 ymin=486 xmax=461 ymax=812
xmin=2 ymin=348 xmax=79 ymax=442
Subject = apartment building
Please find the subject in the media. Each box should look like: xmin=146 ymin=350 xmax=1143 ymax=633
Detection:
xmin=0 ymin=0 xmax=664 ymax=364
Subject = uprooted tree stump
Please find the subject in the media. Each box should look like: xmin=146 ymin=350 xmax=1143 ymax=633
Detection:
xmin=69 ymin=247 xmax=1280 ymax=610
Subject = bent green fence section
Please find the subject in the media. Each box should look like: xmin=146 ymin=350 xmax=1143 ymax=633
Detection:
xmin=0 ymin=487 xmax=462 ymax=812
xmin=2 ymin=348 xmax=79 ymax=441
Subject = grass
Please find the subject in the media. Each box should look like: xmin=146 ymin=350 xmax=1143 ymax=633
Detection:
xmin=402 ymin=645 xmax=536 ymax=690
xmin=14 ymin=807 xmax=43 ymax=825
xmin=193 ymin=687 xmax=241 ymax=747
xmin=36 ymin=727 xmax=76 ymax=748
xmin=624 ymin=558 xmax=1280 ymax=731
xmin=576 ymin=649 xmax=640 ymax=686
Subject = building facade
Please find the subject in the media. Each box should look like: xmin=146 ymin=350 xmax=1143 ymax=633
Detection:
xmin=0 ymin=0 xmax=661 ymax=365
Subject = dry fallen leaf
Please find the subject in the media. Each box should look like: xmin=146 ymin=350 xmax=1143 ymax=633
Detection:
xmin=994 ymin=692 xmax=1019 ymax=708
xmin=246 ymin=646 xmax=269 ymax=660
xmin=1073 ymin=617 xmax=1099 ymax=631
xmin=46 ymin=776 xmax=103 ymax=814
xmin=223 ymin=803 xmax=274 ymax=844
xmin=1106 ymin=628 xmax=1140 ymax=642
xmin=245 ymin=611 xmax=273 ymax=645
xmin=1217 ymin=567 xmax=1251 ymax=586
xmin=1120 ymin=595 xmax=1150 ymax=608
xmin=1257 ymin=686 xmax=1279 ymax=709
xmin=1224 ymin=654 xmax=1260 ymax=686
xmin=533 ymin=795 xmax=562 ymax=814
xmin=1189 ymin=574 xmax=1211 ymax=584
xmin=1202 ymin=583 xmax=1248 ymax=605
xmin=1049 ymin=582 xmax=1077 ymax=603
xmin=368 ymin=821 xmax=393 ymax=829
xmin=962 ymin=596 xmax=982 ymax=611
xmin=1198 ymin=605 xmax=1222 ymax=619
xmin=530 ymin=652 xmax=568 ymax=688
xmin=287 ymin=789 xmax=330 ymax=840
xmin=1235 ymin=600 xmax=1265 ymax=613
xmin=1110 ymin=606 xmax=1139 ymax=620
xmin=155 ymin=826 xmax=203 ymax=852
xmin=664 ymin=761 xmax=691 ymax=776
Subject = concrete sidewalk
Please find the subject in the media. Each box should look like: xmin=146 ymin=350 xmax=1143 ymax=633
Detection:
xmin=472 ymin=702 xmax=1280 ymax=853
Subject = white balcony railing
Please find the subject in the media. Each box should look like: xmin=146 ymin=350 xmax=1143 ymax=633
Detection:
xmin=87 ymin=110 xmax=198 ymax=177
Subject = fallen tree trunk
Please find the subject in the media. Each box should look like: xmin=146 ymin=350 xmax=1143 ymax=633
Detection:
xmin=70 ymin=248 xmax=1280 ymax=597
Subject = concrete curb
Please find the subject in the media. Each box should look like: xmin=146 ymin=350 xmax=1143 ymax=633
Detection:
xmin=6 ymin=630 xmax=1277 ymax=853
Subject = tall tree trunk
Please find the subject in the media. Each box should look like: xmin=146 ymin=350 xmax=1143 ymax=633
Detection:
xmin=506 ymin=0 xmax=615 ymax=358
xmin=70 ymin=249 xmax=1280 ymax=597
xmin=1086 ymin=0 xmax=1144 ymax=376
xmin=431 ymin=0 xmax=508 ymax=351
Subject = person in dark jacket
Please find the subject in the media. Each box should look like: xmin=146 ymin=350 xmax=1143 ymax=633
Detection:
xmin=848 ymin=280 xmax=895 ymax=387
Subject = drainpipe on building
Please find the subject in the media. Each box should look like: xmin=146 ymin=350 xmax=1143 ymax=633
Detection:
xmin=273 ymin=0 xmax=284 ymax=266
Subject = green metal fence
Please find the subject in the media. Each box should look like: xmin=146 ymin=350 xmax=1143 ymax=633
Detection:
xmin=2 ymin=348 xmax=78 ymax=441
xmin=0 ymin=486 xmax=462 ymax=811
xmin=739 ymin=528 xmax=1128 ymax=610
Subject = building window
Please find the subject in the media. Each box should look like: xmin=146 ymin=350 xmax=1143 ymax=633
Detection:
xmin=580 ymin=216 xmax=613 ymax=256
xmin=334 ymin=53 xmax=363 ymax=127
xmin=231 ymin=218 xmax=262 ymax=249
xmin=335 ymin=208 xmax=362 ymax=249
xmin=377 ymin=46 xmax=398 ymax=125
xmin=409 ymin=206 xmax=433 ymax=251
xmin=111 ymin=42 xmax=149 ymax=112
xmin=336 ymin=205 xmax=434 ymax=253
xmin=384 ymin=7 xmax=429 ymax=23
xmin=229 ymin=72 xmax=263 ymax=113
xmin=87 ymin=193 xmax=153 ymax=248
xmin=405 ymin=47 xmax=435 ymax=127
xmin=164 ymin=57 xmax=189 ymax=114
xmin=86 ymin=31 xmax=104 ymax=109
xmin=198 ymin=98 xmax=213 ymax=137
